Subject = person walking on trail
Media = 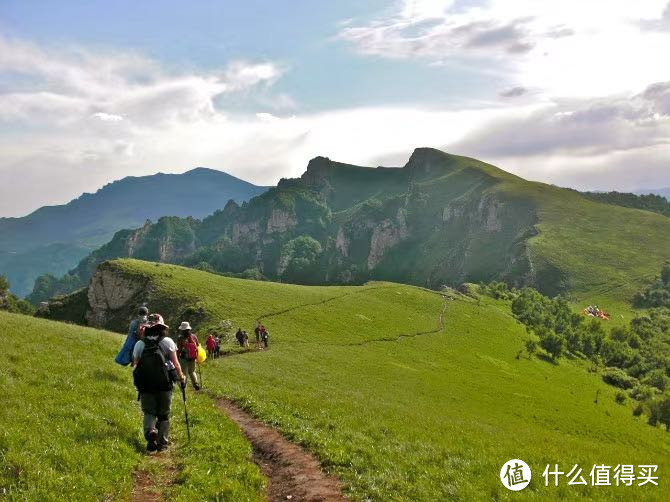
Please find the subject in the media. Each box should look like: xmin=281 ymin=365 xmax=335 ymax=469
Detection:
xmin=115 ymin=306 xmax=148 ymax=366
xmin=206 ymin=332 xmax=216 ymax=357
xmin=235 ymin=328 xmax=245 ymax=347
xmin=132 ymin=314 xmax=185 ymax=453
xmin=260 ymin=324 xmax=269 ymax=349
xmin=242 ymin=330 xmax=249 ymax=348
xmin=254 ymin=321 xmax=261 ymax=349
xmin=214 ymin=335 xmax=221 ymax=358
xmin=177 ymin=322 xmax=200 ymax=390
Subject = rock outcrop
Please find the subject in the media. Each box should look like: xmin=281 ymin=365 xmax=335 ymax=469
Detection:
xmin=86 ymin=264 xmax=149 ymax=328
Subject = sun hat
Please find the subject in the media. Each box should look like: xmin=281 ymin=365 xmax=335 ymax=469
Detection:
xmin=178 ymin=321 xmax=192 ymax=331
xmin=148 ymin=313 xmax=169 ymax=329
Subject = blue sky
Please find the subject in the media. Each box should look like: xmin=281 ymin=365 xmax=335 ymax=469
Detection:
xmin=1 ymin=0 xmax=670 ymax=216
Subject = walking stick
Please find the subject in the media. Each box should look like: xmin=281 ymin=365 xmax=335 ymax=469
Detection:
xmin=180 ymin=382 xmax=191 ymax=441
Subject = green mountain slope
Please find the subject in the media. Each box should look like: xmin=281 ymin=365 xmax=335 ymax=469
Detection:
xmin=0 ymin=167 xmax=267 ymax=296
xmin=0 ymin=310 xmax=264 ymax=501
xmin=35 ymin=149 xmax=670 ymax=315
xmin=45 ymin=259 xmax=669 ymax=500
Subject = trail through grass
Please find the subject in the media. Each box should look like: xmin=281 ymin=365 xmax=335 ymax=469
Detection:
xmin=0 ymin=311 xmax=264 ymax=501
xmin=113 ymin=260 xmax=670 ymax=500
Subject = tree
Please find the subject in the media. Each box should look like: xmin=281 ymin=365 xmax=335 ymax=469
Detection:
xmin=280 ymin=235 xmax=323 ymax=283
xmin=648 ymin=395 xmax=670 ymax=430
xmin=540 ymin=332 xmax=564 ymax=360
xmin=662 ymin=263 xmax=670 ymax=286
xmin=0 ymin=275 xmax=9 ymax=295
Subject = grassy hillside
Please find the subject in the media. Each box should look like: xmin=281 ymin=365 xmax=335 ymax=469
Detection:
xmin=0 ymin=311 xmax=264 ymax=501
xmin=519 ymin=181 xmax=670 ymax=320
xmin=37 ymin=150 xmax=670 ymax=322
xmin=99 ymin=260 xmax=670 ymax=500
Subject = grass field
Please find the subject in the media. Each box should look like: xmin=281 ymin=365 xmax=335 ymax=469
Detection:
xmin=0 ymin=310 xmax=265 ymax=501
xmin=107 ymin=259 xmax=670 ymax=500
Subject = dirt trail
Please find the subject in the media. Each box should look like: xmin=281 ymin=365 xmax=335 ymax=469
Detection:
xmin=130 ymin=450 xmax=178 ymax=502
xmin=217 ymin=398 xmax=347 ymax=502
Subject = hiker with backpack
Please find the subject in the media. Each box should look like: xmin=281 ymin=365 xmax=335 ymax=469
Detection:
xmin=235 ymin=327 xmax=245 ymax=347
xmin=260 ymin=324 xmax=269 ymax=349
xmin=115 ymin=306 xmax=148 ymax=366
xmin=132 ymin=314 xmax=185 ymax=453
xmin=177 ymin=322 xmax=201 ymax=390
xmin=206 ymin=332 xmax=216 ymax=357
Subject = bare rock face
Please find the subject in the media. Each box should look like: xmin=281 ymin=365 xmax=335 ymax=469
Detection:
xmin=335 ymin=227 xmax=349 ymax=257
xmin=266 ymin=209 xmax=297 ymax=234
xmin=86 ymin=265 xmax=147 ymax=328
xmin=478 ymin=195 xmax=503 ymax=232
xmin=232 ymin=221 xmax=261 ymax=244
xmin=367 ymin=208 xmax=408 ymax=270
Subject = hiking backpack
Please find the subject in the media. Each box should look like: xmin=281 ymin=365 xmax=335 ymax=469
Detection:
xmin=183 ymin=336 xmax=198 ymax=361
xmin=133 ymin=337 xmax=173 ymax=393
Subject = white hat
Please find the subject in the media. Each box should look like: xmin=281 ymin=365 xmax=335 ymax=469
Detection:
xmin=178 ymin=321 xmax=192 ymax=331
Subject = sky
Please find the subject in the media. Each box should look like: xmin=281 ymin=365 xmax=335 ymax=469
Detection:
xmin=1 ymin=0 xmax=670 ymax=216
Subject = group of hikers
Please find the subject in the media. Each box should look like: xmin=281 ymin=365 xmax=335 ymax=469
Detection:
xmin=583 ymin=304 xmax=610 ymax=320
xmin=115 ymin=306 xmax=271 ymax=453
xmin=234 ymin=324 xmax=270 ymax=349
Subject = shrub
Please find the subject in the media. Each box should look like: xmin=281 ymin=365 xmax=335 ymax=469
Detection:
xmin=602 ymin=367 xmax=637 ymax=389
xmin=614 ymin=391 xmax=627 ymax=405
xmin=540 ymin=332 xmax=564 ymax=360
xmin=642 ymin=369 xmax=668 ymax=392
xmin=647 ymin=395 xmax=670 ymax=430
xmin=630 ymin=384 xmax=658 ymax=402
xmin=525 ymin=339 xmax=538 ymax=358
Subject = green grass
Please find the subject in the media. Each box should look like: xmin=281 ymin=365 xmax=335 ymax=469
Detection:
xmin=110 ymin=259 xmax=670 ymax=500
xmin=0 ymin=311 xmax=264 ymax=501
xmin=496 ymin=178 xmax=670 ymax=321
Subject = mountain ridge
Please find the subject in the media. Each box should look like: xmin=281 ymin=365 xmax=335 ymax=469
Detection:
xmin=0 ymin=167 xmax=267 ymax=296
xmin=30 ymin=148 xmax=670 ymax=313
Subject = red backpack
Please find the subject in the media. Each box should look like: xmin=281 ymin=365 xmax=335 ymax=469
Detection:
xmin=183 ymin=335 xmax=198 ymax=361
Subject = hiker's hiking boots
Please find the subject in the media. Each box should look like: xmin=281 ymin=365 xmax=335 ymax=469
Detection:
xmin=146 ymin=429 xmax=159 ymax=453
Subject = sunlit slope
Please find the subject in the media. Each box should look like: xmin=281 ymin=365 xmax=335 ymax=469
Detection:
xmin=446 ymin=153 xmax=670 ymax=316
xmin=116 ymin=259 xmax=670 ymax=501
xmin=0 ymin=311 xmax=264 ymax=501
xmin=518 ymin=179 xmax=670 ymax=317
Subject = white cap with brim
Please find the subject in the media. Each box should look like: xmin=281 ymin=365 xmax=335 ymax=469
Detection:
xmin=178 ymin=321 xmax=192 ymax=331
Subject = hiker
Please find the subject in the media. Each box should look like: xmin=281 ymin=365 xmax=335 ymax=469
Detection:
xmin=242 ymin=330 xmax=249 ymax=348
xmin=235 ymin=328 xmax=245 ymax=347
xmin=132 ymin=314 xmax=185 ymax=452
xmin=254 ymin=321 xmax=261 ymax=349
xmin=115 ymin=306 xmax=148 ymax=366
xmin=177 ymin=322 xmax=200 ymax=390
xmin=206 ymin=332 xmax=216 ymax=357
xmin=214 ymin=335 xmax=221 ymax=358
xmin=260 ymin=325 xmax=269 ymax=349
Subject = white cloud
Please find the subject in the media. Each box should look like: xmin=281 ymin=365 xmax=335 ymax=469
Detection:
xmin=339 ymin=0 xmax=670 ymax=98
xmin=91 ymin=112 xmax=124 ymax=122
xmin=1 ymin=21 xmax=670 ymax=218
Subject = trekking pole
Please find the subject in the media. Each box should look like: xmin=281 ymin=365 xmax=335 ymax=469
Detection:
xmin=180 ymin=382 xmax=191 ymax=441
